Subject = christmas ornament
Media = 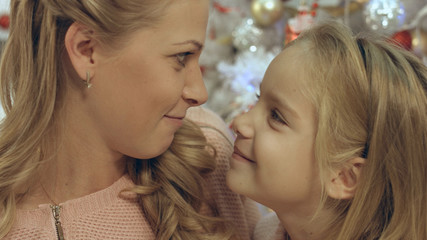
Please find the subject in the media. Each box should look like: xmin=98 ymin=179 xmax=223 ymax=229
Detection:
xmin=250 ymin=0 xmax=284 ymax=27
xmin=217 ymin=46 xmax=280 ymax=122
xmin=411 ymin=6 xmax=427 ymax=62
xmin=413 ymin=25 xmax=427 ymax=64
xmin=364 ymin=0 xmax=405 ymax=36
xmin=0 ymin=14 xmax=9 ymax=29
xmin=284 ymin=0 xmax=318 ymax=45
xmin=390 ymin=30 xmax=412 ymax=50
xmin=213 ymin=2 xmax=235 ymax=14
xmin=397 ymin=5 xmax=427 ymax=63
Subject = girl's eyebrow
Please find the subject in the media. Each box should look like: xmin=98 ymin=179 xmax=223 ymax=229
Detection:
xmin=268 ymin=89 xmax=300 ymax=120
xmin=173 ymin=40 xmax=203 ymax=50
xmin=260 ymin=82 xmax=300 ymax=120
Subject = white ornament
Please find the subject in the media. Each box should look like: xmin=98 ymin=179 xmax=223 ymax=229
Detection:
xmin=217 ymin=46 xmax=281 ymax=122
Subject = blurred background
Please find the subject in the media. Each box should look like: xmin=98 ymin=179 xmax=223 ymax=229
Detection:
xmin=199 ymin=0 xmax=427 ymax=124
xmin=0 ymin=0 xmax=426 ymax=122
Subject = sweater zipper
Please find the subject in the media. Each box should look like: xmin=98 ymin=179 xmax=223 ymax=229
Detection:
xmin=50 ymin=205 xmax=65 ymax=240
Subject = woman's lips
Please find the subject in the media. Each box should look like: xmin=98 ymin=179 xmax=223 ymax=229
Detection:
xmin=164 ymin=115 xmax=184 ymax=126
xmin=164 ymin=115 xmax=185 ymax=119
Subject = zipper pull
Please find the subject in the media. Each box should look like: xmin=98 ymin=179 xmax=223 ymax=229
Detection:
xmin=50 ymin=205 xmax=65 ymax=240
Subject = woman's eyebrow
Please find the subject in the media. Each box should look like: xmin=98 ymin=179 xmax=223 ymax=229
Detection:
xmin=173 ymin=40 xmax=203 ymax=50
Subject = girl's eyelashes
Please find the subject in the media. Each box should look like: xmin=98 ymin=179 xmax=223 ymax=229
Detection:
xmin=175 ymin=52 xmax=193 ymax=67
xmin=255 ymin=92 xmax=287 ymax=126
xmin=270 ymin=109 xmax=287 ymax=125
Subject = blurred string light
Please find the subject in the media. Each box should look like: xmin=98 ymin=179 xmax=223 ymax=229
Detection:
xmin=232 ymin=18 xmax=281 ymax=52
xmin=364 ymin=0 xmax=406 ymax=35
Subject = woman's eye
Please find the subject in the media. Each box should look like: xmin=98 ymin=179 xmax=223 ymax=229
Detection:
xmin=270 ymin=109 xmax=287 ymax=125
xmin=176 ymin=52 xmax=193 ymax=67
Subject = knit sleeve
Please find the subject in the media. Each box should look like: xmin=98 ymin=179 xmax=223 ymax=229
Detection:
xmin=186 ymin=107 xmax=261 ymax=240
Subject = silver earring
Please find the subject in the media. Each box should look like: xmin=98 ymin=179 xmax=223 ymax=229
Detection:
xmin=84 ymin=71 xmax=92 ymax=88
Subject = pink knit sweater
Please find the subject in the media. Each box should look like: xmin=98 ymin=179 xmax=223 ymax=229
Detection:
xmin=253 ymin=212 xmax=285 ymax=240
xmin=5 ymin=107 xmax=261 ymax=240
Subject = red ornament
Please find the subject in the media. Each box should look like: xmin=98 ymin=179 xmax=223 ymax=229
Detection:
xmin=311 ymin=1 xmax=319 ymax=17
xmin=284 ymin=1 xmax=316 ymax=45
xmin=390 ymin=30 xmax=412 ymax=51
xmin=285 ymin=24 xmax=300 ymax=44
xmin=213 ymin=2 xmax=234 ymax=14
xmin=0 ymin=14 xmax=9 ymax=29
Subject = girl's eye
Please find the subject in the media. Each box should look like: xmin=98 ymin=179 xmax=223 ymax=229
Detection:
xmin=270 ymin=109 xmax=287 ymax=125
xmin=176 ymin=52 xmax=193 ymax=67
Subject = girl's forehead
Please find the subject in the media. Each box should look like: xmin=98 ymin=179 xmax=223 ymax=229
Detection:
xmin=277 ymin=43 xmax=312 ymax=66
xmin=269 ymin=46 xmax=312 ymax=81
xmin=263 ymin=44 xmax=319 ymax=104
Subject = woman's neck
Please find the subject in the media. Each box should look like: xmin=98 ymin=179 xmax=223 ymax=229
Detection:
xmin=18 ymin=116 xmax=128 ymax=209
xmin=17 ymin=154 xmax=127 ymax=210
xmin=17 ymin=153 xmax=127 ymax=210
xmin=43 ymin=151 xmax=127 ymax=204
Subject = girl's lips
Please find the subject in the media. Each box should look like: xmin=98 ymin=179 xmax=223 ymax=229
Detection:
xmin=233 ymin=146 xmax=255 ymax=163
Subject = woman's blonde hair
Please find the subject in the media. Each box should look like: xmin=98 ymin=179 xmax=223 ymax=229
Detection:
xmin=291 ymin=21 xmax=427 ymax=239
xmin=0 ymin=0 xmax=236 ymax=239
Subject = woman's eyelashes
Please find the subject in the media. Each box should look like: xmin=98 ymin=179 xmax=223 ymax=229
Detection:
xmin=175 ymin=52 xmax=194 ymax=67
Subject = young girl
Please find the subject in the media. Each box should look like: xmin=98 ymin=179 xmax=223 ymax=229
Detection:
xmin=227 ymin=20 xmax=427 ymax=240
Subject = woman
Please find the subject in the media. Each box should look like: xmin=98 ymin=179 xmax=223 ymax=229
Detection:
xmin=0 ymin=0 xmax=259 ymax=239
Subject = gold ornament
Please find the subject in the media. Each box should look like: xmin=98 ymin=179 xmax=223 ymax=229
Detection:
xmin=414 ymin=14 xmax=427 ymax=57
xmin=251 ymin=0 xmax=284 ymax=28
xmin=412 ymin=27 xmax=427 ymax=57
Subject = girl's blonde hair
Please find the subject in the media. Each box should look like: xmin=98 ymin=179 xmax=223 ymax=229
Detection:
xmin=0 ymin=0 xmax=236 ymax=239
xmin=292 ymin=21 xmax=427 ymax=239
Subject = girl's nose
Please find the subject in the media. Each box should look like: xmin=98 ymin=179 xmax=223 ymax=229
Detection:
xmin=231 ymin=110 xmax=255 ymax=139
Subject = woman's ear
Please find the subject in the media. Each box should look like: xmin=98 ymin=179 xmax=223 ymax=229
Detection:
xmin=326 ymin=157 xmax=365 ymax=200
xmin=64 ymin=22 xmax=96 ymax=81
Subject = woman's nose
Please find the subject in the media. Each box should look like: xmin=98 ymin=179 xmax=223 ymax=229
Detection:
xmin=183 ymin=66 xmax=208 ymax=106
